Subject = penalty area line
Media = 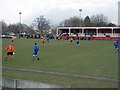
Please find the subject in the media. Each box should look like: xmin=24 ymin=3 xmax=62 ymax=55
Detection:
xmin=2 ymin=67 xmax=120 ymax=82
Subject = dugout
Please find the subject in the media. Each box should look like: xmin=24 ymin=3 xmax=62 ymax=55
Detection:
xmin=57 ymin=27 xmax=120 ymax=40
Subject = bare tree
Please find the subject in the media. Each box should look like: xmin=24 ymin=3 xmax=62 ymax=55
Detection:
xmin=108 ymin=23 xmax=117 ymax=27
xmin=24 ymin=25 xmax=35 ymax=34
xmin=69 ymin=16 xmax=81 ymax=27
xmin=32 ymin=15 xmax=51 ymax=34
xmin=59 ymin=14 xmax=111 ymax=27
xmin=59 ymin=19 xmax=70 ymax=27
xmin=90 ymin=14 xmax=109 ymax=27
xmin=8 ymin=24 xmax=20 ymax=34
xmin=1 ymin=21 xmax=8 ymax=34
xmin=51 ymin=24 xmax=58 ymax=35
xmin=83 ymin=16 xmax=91 ymax=27
xmin=7 ymin=23 xmax=35 ymax=34
xmin=59 ymin=16 xmax=82 ymax=27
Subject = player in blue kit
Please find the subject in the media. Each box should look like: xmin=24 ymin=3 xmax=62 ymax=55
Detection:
xmin=32 ymin=43 xmax=40 ymax=61
xmin=114 ymin=40 xmax=119 ymax=52
xmin=76 ymin=37 xmax=80 ymax=46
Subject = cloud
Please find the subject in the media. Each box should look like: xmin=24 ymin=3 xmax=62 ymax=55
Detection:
xmin=0 ymin=0 xmax=119 ymax=25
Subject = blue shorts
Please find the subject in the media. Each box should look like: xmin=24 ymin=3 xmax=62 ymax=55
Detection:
xmin=115 ymin=45 xmax=118 ymax=49
xmin=33 ymin=51 xmax=38 ymax=55
xmin=76 ymin=41 xmax=80 ymax=44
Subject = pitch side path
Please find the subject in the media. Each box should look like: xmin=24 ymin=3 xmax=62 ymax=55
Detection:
xmin=2 ymin=67 xmax=120 ymax=82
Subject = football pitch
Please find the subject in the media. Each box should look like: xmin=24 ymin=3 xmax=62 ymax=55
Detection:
xmin=2 ymin=38 xmax=118 ymax=88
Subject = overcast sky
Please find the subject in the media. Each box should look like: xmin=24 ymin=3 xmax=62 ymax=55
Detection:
xmin=0 ymin=0 xmax=119 ymax=25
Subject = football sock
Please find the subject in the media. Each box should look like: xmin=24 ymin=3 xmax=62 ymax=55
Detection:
xmin=35 ymin=56 xmax=38 ymax=58
xmin=37 ymin=58 xmax=39 ymax=60
xmin=35 ymin=56 xmax=39 ymax=60
xmin=32 ymin=56 xmax=35 ymax=60
xmin=11 ymin=56 xmax=14 ymax=59
xmin=115 ymin=49 xmax=118 ymax=52
xmin=6 ymin=55 xmax=8 ymax=59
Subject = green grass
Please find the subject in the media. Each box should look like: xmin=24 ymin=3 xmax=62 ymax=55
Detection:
xmin=2 ymin=38 xmax=118 ymax=88
xmin=3 ymin=69 xmax=118 ymax=88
